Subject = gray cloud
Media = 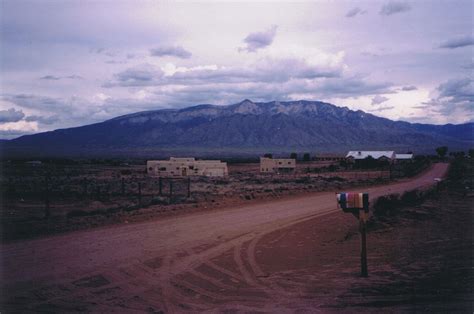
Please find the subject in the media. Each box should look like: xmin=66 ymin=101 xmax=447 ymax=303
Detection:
xmin=40 ymin=75 xmax=61 ymax=80
xmin=380 ymin=2 xmax=411 ymax=16
xmin=461 ymin=62 xmax=474 ymax=70
xmin=313 ymin=78 xmax=393 ymax=98
xmin=65 ymin=74 xmax=83 ymax=79
xmin=25 ymin=114 xmax=59 ymax=125
xmin=0 ymin=108 xmax=25 ymax=123
xmin=437 ymin=77 xmax=473 ymax=104
xmin=0 ymin=129 xmax=34 ymax=139
xmin=439 ymin=35 xmax=474 ymax=49
xmin=401 ymin=85 xmax=417 ymax=91
xmin=40 ymin=74 xmax=83 ymax=80
xmin=150 ymin=46 xmax=192 ymax=59
xmin=90 ymin=48 xmax=116 ymax=57
xmin=371 ymin=95 xmax=389 ymax=105
xmin=2 ymin=94 xmax=71 ymax=111
xmin=105 ymin=56 xmax=343 ymax=89
xmin=240 ymin=26 xmax=277 ymax=53
xmin=371 ymin=105 xmax=394 ymax=112
xmin=1 ymin=93 xmax=132 ymax=130
xmin=418 ymin=77 xmax=474 ymax=116
xmin=346 ymin=7 xmax=367 ymax=18
xmin=111 ymin=66 xmax=163 ymax=87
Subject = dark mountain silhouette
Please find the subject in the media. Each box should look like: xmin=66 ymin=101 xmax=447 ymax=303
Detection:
xmin=2 ymin=100 xmax=473 ymax=157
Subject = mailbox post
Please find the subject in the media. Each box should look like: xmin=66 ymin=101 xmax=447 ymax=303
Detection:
xmin=336 ymin=192 xmax=369 ymax=277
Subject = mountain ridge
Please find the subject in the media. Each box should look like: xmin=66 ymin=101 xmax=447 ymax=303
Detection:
xmin=2 ymin=99 xmax=472 ymax=157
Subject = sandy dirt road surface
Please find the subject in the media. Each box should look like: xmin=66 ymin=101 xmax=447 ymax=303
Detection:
xmin=1 ymin=163 xmax=448 ymax=312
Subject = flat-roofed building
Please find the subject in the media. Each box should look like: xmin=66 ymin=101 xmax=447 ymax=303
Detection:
xmin=260 ymin=157 xmax=296 ymax=174
xmin=147 ymin=157 xmax=228 ymax=177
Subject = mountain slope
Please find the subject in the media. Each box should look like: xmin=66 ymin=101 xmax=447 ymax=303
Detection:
xmin=3 ymin=100 xmax=473 ymax=157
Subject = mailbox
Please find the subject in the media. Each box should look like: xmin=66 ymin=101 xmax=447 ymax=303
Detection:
xmin=336 ymin=192 xmax=370 ymax=277
xmin=336 ymin=192 xmax=369 ymax=213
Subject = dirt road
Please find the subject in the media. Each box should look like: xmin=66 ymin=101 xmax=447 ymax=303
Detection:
xmin=1 ymin=163 xmax=448 ymax=312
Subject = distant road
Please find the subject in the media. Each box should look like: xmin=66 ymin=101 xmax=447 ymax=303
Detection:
xmin=1 ymin=163 xmax=448 ymax=311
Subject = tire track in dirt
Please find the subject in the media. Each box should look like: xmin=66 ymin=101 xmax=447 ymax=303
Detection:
xmin=2 ymin=164 xmax=449 ymax=312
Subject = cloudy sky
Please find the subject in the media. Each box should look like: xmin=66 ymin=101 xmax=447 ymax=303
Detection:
xmin=0 ymin=0 xmax=472 ymax=139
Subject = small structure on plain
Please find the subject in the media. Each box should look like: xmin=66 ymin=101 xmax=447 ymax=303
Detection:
xmin=147 ymin=157 xmax=228 ymax=177
xmin=260 ymin=157 xmax=296 ymax=174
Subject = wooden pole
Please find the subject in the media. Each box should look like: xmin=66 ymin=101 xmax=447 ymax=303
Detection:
xmin=359 ymin=210 xmax=368 ymax=277
xmin=83 ymin=178 xmax=88 ymax=197
xmin=159 ymin=177 xmax=162 ymax=196
xmin=44 ymin=175 xmax=50 ymax=219
xmin=138 ymin=181 xmax=142 ymax=206
xmin=169 ymin=180 xmax=173 ymax=203
xmin=187 ymin=177 xmax=191 ymax=198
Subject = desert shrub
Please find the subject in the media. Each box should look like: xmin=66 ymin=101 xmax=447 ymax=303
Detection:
xmin=400 ymin=190 xmax=422 ymax=205
xmin=214 ymin=179 xmax=230 ymax=185
xmin=67 ymin=209 xmax=104 ymax=218
xmin=295 ymin=177 xmax=311 ymax=184
xmin=325 ymin=176 xmax=345 ymax=182
xmin=150 ymin=196 xmax=169 ymax=205
xmin=373 ymin=194 xmax=400 ymax=217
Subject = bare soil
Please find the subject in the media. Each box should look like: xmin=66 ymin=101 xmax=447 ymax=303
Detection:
xmin=2 ymin=162 xmax=393 ymax=241
xmin=2 ymin=163 xmax=470 ymax=313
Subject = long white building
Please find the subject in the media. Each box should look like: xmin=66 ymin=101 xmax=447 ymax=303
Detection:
xmin=147 ymin=157 xmax=228 ymax=177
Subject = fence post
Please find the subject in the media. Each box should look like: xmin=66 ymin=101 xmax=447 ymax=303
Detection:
xmin=44 ymin=175 xmax=51 ymax=219
xmin=169 ymin=179 xmax=173 ymax=203
xmin=8 ymin=177 xmax=15 ymax=197
xmin=187 ymin=177 xmax=191 ymax=198
xmin=138 ymin=181 xmax=142 ymax=206
xmin=83 ymin=178 xmax=88 ymax=197
xmin=360 ymin=212 xmax=368 ymax=277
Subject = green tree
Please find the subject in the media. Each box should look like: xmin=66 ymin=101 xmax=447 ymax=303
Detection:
xmin=435 ymin=146 xmax=448 ymax=159
xmin=303 ymin=153 xmax=311 ymax=161
xmin=469 ymin=149 xmax=474 ymax=158
xmin=263 ymin=153 xmax=273 ymax=159
xmin=290 ymin=152 xmax=297 ymax=160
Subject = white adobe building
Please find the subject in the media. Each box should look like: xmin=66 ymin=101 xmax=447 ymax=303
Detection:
xmin=346 ymin=151 xmax=396 ymax=163
xmin=260 ymin=157 xmax=296 ymax=173
xmin=147 ymin=157 xmax=228 ymax=177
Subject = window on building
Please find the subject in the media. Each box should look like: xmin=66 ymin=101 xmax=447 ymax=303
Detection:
xmin=159 ymin=167 xmax=166 ymax=171
xmin=149 ymin=167 xmax=153 ymax=171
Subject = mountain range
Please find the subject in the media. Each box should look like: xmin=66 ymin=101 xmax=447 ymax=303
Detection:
xmin=2 ymin=99 xmax=473 ymax=157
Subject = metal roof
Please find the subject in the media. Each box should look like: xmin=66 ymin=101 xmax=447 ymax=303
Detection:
xmin=395 ymin=153 xmax=414 ymax=159
xmin=346 ymin=151 xmax=395 ymax=159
